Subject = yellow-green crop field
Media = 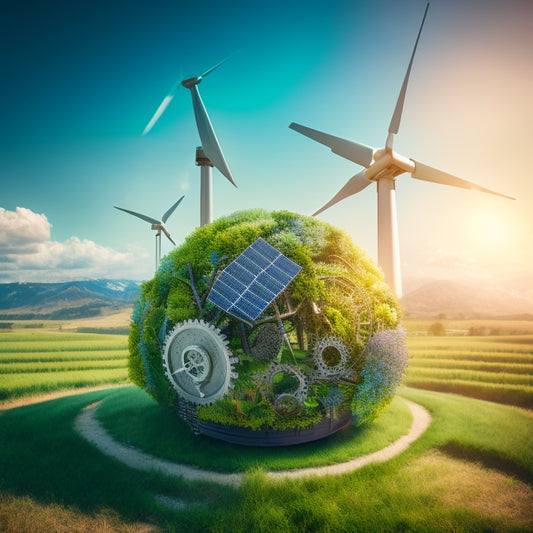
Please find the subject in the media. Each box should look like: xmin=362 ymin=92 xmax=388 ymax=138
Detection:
xmin=405 ymin=334 xmax=533 ymax=408
xmin=0 ymin=331 xmax=129 ymax=401
xmin=2 ymin=325 xmax=533 ymax=409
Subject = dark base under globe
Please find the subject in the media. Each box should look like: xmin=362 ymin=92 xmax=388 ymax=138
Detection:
xmin=196 ymin=410 xmax=353 ymax=447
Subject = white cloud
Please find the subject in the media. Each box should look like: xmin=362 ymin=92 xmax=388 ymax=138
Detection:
xmin=0 ymin=207 xmax=151 ymax=282
xmin=0 ymin=207 xmax=51 ymax=254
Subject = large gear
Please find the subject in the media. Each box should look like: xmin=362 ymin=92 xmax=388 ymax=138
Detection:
xmin=313 ymin=336 xmax=350 ymax=377
xmin=162 ymin=319 xmax=238 ymax=405
xmin=320 ymin=276 xmax=373 ymax=348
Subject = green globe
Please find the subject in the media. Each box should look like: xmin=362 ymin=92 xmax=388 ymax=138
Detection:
xmin=128 ymin=209 xmax=407 ymax=444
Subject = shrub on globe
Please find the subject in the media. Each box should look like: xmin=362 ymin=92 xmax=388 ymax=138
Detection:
xmin=128 ymin=209 xmax=407 ymax=434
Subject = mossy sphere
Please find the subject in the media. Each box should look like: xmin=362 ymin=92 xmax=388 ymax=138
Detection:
xmin=128 ymin=209 xmax=407 ymax=438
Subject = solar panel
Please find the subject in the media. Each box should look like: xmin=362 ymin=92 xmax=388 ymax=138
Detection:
xmin=207 ymin=238 xmax=302 ymax=323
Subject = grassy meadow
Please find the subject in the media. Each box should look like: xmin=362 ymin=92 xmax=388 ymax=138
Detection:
xmin=0 ymin=330 xmax=129 ymax=401
xmin=0 ymin=315 xmax=532 ymax=531
xmin=402 ymin=319 xmax=533 ymax=409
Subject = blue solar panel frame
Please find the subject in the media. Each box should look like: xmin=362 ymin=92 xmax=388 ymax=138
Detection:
xmin=207 ymin=238 xmax=302 ymax=323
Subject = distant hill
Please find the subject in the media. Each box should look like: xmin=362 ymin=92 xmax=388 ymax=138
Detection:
xmin=401 ymin=280 xmax=533 ymax=319
xmin=2 ymin=278 xmax=532 ymax=322
xmin=0 ymin=280 xmax=140 ymax=319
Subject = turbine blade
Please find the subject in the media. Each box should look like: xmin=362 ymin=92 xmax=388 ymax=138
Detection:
xmin=160 ymin=226 xmax=176 ymax=245
xmin=161 ymin=195 xmax=185 ymax=223
xmin=313 ymin=170 xmax=372 ymax=216
xmin=190 ymin=85 xmax=237 ymax=187
xmin=114 ymin=206 xmax=161 ymax=225
xmin=411 ymin=160 xmax=515 ymax=200
xmin=388 ymin=3 xmax=429 ymax=135
xmin=143 ymin=94 xmax=175 ymax=135
xmin=200 ymin=56 xmax=230 ymax=78
xmin=289 ymin=123 xmax=375 ymax=168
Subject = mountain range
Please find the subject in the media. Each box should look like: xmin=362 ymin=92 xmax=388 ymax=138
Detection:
xmin=401 ymin=279 xmax=533 ymax=319
xmin=0 ymin=278 xmax=532 ymax=321
xmin=0 ymin=280 xmax=140 ymax=320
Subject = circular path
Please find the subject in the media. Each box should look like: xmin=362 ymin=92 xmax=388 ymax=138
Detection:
xmin=75 ymin=398 xmax=431 ymax=487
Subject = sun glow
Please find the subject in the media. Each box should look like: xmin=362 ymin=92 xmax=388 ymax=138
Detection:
xmin=468 ymin=210 xmax=512 ymax=249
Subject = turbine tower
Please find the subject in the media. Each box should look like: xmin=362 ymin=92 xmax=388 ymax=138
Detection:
xmin=143 ymin=59 xmax=237 ymax=226
xmin=114 ymin=196 xmax=184 ymax=271
xmin=289 ymin=3 xmax=514 ymax=298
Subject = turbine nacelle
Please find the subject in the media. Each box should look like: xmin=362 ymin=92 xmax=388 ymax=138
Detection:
xmin=181 ymin=76 xmax=202 ymax=89
xmin=151 ymin=224 xmax=175 ymax=245
xmin=367 ymin=151 xmax=415 ymax=182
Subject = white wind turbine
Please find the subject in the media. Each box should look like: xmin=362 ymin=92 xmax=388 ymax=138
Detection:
xmin=290 ymin=3 xmax=514 ymax=298
xmin=114 ymin=196 xmax=184 ymax=271
xmin=143 ymin=59 xmax=237 ymax=226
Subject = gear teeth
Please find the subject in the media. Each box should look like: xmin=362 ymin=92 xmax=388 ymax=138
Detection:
xmin=259 ymin=363 xmax=308 ymax=403
xmin=161 ymin=318 xmax=238 ymax=406
xmin=313 ymin=336 xmax=350 ymax=378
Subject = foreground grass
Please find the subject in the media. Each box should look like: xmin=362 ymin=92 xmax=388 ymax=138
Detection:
xmin=95 ymin=387 xmax=412 ymax=472
xmin=0 ymin=331 xmax=129 ymax=401
xmin=0 ymin=387 xmax=532 ymax=532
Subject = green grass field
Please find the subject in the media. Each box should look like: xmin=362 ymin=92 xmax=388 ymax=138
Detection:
xmin=405 ymin=334 xmax=533 ymax=408
xmin=0 ymin=387 xmax=531 ymax=532
xmin=0 ymin=330 xmax=128 ymax=401
xmin=0 ymin=324 xmax=532 ymax=531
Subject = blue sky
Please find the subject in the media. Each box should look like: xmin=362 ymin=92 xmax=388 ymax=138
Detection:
xmin=1 ymin=0 xmax=532 ymax=292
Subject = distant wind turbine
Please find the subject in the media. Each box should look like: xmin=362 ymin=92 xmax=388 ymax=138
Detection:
xmin=290 ymin=3 xmax=514 ymax=298
xmin=114 ymin=196 xmax=184 ymax=271
xmin=143 ymin=59 xmax=237 ymax=226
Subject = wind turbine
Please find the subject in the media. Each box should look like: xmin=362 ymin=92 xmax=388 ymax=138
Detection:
xmin=114 ymin=196 xmax=184 ymax=271
xmin=289 ymin=3 xmax=514 ymax=298
xmin=143 ymin=59 xmax=237 ymax=226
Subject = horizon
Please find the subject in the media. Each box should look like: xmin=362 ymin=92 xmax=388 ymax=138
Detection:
xmin=1 ymin=0 xmax=532 ymax=292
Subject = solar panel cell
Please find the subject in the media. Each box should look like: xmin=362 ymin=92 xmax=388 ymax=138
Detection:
xmin=238 ymin=255 xmax=263 ymax=276
xmin=247 ymin=247 xmax=272 ymax=269
xmin=248 ymin=280 xmax=276 ymax=302
xmin=253 ymin=237 xmax=281 ymax=261
xmin=267 ymin=264 xmax=292 ymax=286
xmin=208 ymin=289 xmax=233 ymax=311
xmin=274 ymin=255 xmax=301 ymax=277
xmin=217 ymin=270 xmax=247 ymax=294
xmin=256 ymin=271 xmax=284 ymax=295
xmin=226 ymin=261 xmax=255 ymax=286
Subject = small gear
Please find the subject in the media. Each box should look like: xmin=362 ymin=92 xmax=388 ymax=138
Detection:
xmin=259 ymin=363 xmax=308 ymax=400
xmin=250 ymin=323 xmax=283 ymax=362
xmin=259 ymin=363 xmax=308 ymax=417
xmin=273 ymin=393 xmax=303 ymax=417
xmin=313 ymin=336 xmax=350 ymax=377
xmin=162 ymin=319 xmax=238 ymax=405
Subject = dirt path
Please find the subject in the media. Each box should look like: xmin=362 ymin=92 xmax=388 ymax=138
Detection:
xmin=74 ymin=398 xmax=431 ymax=486
xmin=0 ymin=384 xmax=129 ymax=411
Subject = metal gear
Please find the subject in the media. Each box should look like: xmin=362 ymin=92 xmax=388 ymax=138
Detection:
xmin=273 ymin=393 xmax=303 ymax=417
xmin=320 ymin=276 xmax=373 ymax=348
xmin=313 ymin=336 xmax=350 ymax=377
xmin=250 ymin=323 xmax=283 ymax=362
xmin=259 ymin=363 xmax=308 ymax=416
xmin=162 ymin=319 xmax=238 ymax=405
